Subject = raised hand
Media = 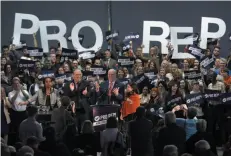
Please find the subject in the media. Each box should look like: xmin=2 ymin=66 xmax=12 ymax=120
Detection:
xmin=172 ymin=105 xmax=181 ymax=113
xmin=95 ymin=82 xmax=100 ymax=92
xmin=70 ymin=83 xmax=75 ymax=91
xmin=112 ymin=88 xmax=119 ymax=96
xmin=82 ymin=87 xmax=88 ymax=95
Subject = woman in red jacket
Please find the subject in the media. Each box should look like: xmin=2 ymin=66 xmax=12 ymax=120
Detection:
xmin=120 ymin=82 xmax=140 ymax=121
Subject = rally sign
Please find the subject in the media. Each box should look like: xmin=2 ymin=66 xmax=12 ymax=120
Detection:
xmin=188 ymin=45 xmax=205 ymax=60
xmin=105 ymin=30 xmax=119 ymax=41
xmin=144 ymin=72 xmax=156 ymax=80
xmin=123 ymin=32 xmax=140 ymax=42
xmin=117 ymin=56 xmax=134 ymax=66
xmin=38 ymin=70 xmax=55 ymax=80
xmin=90 ymin=66 xmax=107 ymax=75
xmin=18 ymin=58 xmax=35 ymax=70
xmin=184 ymin=70 xmax=202 ymax=80
xmin=186 ymin=93 xmax=204 ymax=106
xmin=78 ymin=50 xmax=95 ymax=60
xmin=204 ymin=89 xmax=221 ymax=101
xmin=91 ymin=105 xmax=120 ymax=132
xmin=220 ymin=93 xmax=231 ymax=104
xmin=200 ymin=55 xmax=215 ymax=69
xmin=60 ymin=48 xmax=78 ymax=62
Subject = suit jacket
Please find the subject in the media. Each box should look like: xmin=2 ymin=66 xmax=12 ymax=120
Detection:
xmin=101 ymin=58 xmax=117 ymax=69
xmin=156 ymin=123 xmax=186 ymax=156
xmin=128 ymin=117 xmax=153 ymax=156
xmin=97 ymin=80 xmax=124 ymax=105
xmin=63 ymin=80 xmax=91 ymax=113
xmin=29 ymin=88 xmax=61 ymax=108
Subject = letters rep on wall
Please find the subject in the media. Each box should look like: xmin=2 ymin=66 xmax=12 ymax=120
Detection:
xmin=12 ymin=13 xmax=226 ymax=59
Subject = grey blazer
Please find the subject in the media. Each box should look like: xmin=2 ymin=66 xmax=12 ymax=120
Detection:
xmin=28 ymin=88 xmax=61 ymax=108
xmin=102 ymin=58 xmax=117 ymax=69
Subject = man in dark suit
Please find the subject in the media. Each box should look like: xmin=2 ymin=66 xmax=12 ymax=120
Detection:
xmin=128 ymin=106 xmax=153 ymax=156
xmin=156 ymin=111 xmax=186 ymax=156
xmin=101 ymin=50 xmax=117 ymax=69
xmin=63 ymin=69 xmax=91 ymax=132
xmin=95 ymin=69 xmax=124 ymax=105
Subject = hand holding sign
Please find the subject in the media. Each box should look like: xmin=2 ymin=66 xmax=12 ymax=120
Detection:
xmin=172 ymin=105 xmax=181 ymax=113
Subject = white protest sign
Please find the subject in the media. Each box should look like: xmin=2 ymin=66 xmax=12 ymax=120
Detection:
xmin=12 ymin=13 xmax=227 ymax=59
xmin=142 ymin=21 xmax=170 ymax=55
xmin=200 ymin=17 xmax=226 ymax=49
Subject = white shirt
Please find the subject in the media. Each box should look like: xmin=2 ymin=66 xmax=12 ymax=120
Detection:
xmin=8 ymin=90 xmax=29 ymax=112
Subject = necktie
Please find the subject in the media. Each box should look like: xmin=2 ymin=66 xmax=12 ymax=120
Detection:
xmin=108 ymin=82 xmax=113 ymax=96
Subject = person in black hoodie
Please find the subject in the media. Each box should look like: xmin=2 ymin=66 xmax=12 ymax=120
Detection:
xmin=128 ymin=106 xmax=153 ymax=156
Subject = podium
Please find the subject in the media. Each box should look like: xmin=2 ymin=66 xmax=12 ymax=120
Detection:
xmin=91 ymin=104 xmax=120 ymax=132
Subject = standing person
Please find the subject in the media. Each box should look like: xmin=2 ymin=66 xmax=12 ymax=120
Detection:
xmin=8 ymin=77 xmax=29 ymax=134
xmin=95 ymin=69 xmax=124 ymax=105
xmin=120 ymin=83 xmax=140 ymax=121
xmin=19 ymin=105 xmax=46 ymax=143
xmin=20 ymin=77 xmax=61 ymax=109
xmin=156 ymin=112 xmax=186 ymax=156
xmin=63 ymin=69 xmax=91 ymax=132
xmin=100 ymin=117 xmax=125 ymax=156
xmin=102 ymin=50 xmax=117 ymax=69
xmin=1 ymin=87 xmax=11 ymax=144
xmin=128 ymin=106 xmax=153 ymax=156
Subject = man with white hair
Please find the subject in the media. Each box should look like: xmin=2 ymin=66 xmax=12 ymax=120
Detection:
xmin=95 ymin=69 xmax=124 ymax=105
xmin=163 ymin=145 xmax=178 ymax=156
xmin=156 ymin=112 xmax=186 ymax=156
xmin=194 ymin=140 xmax=216 ymax=156
xmin=63 ymin=69 xmax=91 ymax=132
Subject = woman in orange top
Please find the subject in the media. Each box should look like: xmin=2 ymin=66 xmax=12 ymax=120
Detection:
xmin=120 ymin=83 xmax=140 ymax=121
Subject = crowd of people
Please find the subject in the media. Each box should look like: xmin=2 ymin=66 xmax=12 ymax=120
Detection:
xmin=1 ymin=35 xmax=231 ymax=156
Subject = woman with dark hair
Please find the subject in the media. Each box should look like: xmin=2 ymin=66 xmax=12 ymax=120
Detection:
xmin=146 ymin=88 xmax=163 ymax=126
xmin=145 ymin=60 xmax=158 ymax=74
xmin=100 ymin=117 xmax=125 ymax=156
xmin=4 ymin=64 xmax=15 ymax=84
xmin=120 ymin=83 xmax=140 ymax=121
xmin=157 ymin=81 xmax=168 ymax=106
xmin=179 ymin=79 xmax=190 ymax=99
xmin=117 ymin=68 xmax=125 ymax=79
xmin=207 ymin=72 xmax=226 ymax=145
xmin=20 ymin=77 xmax=61 ymax=109
xmin=123 ymin=67 xmax=133 ymax=79
xmin=165 ymin=81 xmax=187 ymax=118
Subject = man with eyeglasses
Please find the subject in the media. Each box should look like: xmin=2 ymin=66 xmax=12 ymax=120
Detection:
xmin=95 ymin=69 xmax=124 ymax=105
xmin=63 ymin=69 xmax=91 ymax=132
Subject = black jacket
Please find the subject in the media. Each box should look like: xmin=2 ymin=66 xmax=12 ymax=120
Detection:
xmin=63 ymin=80 xmax=91 ymax=113
xmin=156 ymin=123 xmax=186 ymax=156
xmin=186 ymin=131 xmax=217 ymax=155
xmin=128 ymin=117 xmax=153 ymax=156
xmin=96 ymin=80 xmax=124 ymax=105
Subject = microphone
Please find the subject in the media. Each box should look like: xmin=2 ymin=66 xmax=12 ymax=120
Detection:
xmin=96 ymin=88 xmax=108 ymax=105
